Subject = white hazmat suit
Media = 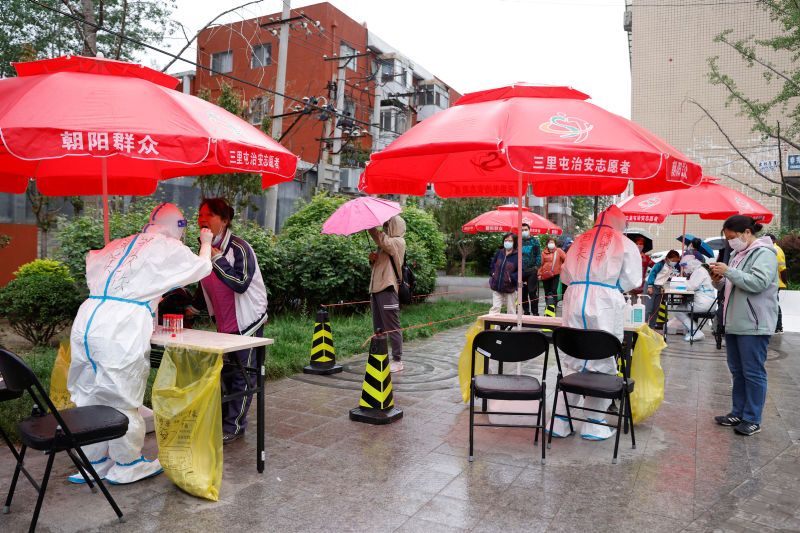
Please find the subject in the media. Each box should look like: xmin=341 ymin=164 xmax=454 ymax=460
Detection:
xmin=68 ymin=204 xmax=212 ymax=484
xmin=551 ymin=205 xmax=642 ymax=440
xmin=673 ymin=256 xmax=717 ymax=342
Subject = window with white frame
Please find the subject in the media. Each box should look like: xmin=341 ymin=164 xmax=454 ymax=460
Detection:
xmin=340 ymin=43 xmax=357 ymax=72
xmin=251 ymin=43 xmax=271 ymax=68
xmin=395 ymin=112 xmax=408 ymax=133
xmin=211 ymin=50 xmax=233 ymax=74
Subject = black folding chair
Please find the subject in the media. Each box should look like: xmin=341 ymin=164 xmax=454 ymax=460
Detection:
xmin=0 ymin=378 xmax=41 ymax=500
xmin=547 ymin=327 xmax=636 ymax=464
xmin=0 ymin=348 xmax=128 ymax=532
xmin=469 ymin=329 xmax=550 ymax=465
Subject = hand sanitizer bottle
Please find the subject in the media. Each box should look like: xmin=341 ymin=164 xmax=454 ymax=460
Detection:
xmin=631 ymin=295 xmax=646 ymax=325
xmin=624 ymin=295 xmax=633 ymax=326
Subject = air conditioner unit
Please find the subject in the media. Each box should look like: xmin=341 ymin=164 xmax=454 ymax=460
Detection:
xmin=623 ymin=10 xmax=632 ymax=32
xmin=339 ymin=168 xmax=361 ymax=191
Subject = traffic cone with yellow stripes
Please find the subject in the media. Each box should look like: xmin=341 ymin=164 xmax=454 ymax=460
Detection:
xmin=304 ymin=308 xmax=342 ymax=375
xmin=349 ymin=330 xmax=403 ymax=425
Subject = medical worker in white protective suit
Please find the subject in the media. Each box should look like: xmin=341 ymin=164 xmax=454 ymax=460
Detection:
xmin=67 ymin=204 xmax=213 ymax=484
xmin=672 ymin=255 xmax=717 ymax=342
xmin=550 ymin=205 xmax=642 ymax=440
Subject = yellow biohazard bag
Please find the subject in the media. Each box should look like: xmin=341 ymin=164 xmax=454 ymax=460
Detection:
xmin=629 ymin=324 xmax=666 ymax=424
xmin=458 ymin=319 xmax=486 ymax=403
xmin=152 ymin=345 xmax=223 ymax=501
xmin=49 ymin=339 xmax=76 ymax=410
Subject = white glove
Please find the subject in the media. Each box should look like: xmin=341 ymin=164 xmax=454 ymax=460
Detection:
xmin=199 ymin=227 xmax=213 ymax=245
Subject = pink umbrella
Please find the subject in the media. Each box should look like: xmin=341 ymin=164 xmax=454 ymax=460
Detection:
xmin=321 ymin=196 xmax=403 ymax=236
xmin=462 ymin=204 xmax=562 ymax=235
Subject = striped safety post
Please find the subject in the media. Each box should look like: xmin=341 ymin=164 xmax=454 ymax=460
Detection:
xmin=349 ymin=330 xmax=403 ymax=425
xmin=303 ymin=308 xmax=342 ymax=375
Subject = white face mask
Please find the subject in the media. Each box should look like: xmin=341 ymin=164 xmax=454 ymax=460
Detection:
xmin=521 ymin=231 xmax=530 ymax=238
xmin=728 ymin=236 xmax=747 ymax=252
xmin=637 ymin=245 xmax=644 ymax=252
xmin=547 ymin=242 xmax=555 ymax=250
xmin=503 ymin=241 xmax=514 ymax=250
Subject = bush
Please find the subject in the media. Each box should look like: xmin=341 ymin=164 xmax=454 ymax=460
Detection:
xmin=14 ymin=259 xmax=74 ymax=282
xmin=0 ymin=274 xmax=82 ymax=346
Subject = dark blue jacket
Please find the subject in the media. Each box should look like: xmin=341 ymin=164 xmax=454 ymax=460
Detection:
xmin=489 ymin=249 xmax=518 ymax=293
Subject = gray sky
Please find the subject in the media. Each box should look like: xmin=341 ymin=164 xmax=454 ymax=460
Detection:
xmin=146 ymin=0 xmax=631 ymax=118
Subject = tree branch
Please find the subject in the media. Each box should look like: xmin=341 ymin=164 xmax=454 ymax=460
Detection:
xmin=718 ymin=33 xmax=799 ymax=90
xmin=721 ymin=172 xmax=799 ymax=205
xmin=115 ymin=0 xmax=127 ymax=60
xmin=160 ymin=0 xmax=264 ymax=73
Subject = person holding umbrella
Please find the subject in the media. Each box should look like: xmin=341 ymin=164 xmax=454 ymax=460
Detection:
xmin=636 ymin=237 xmax=655 ymax=294
xmin=368 ymin=215 xmax=407 ymax=373
xmin=687 ymin=238 xmax=707 ymax=263
xmin=520 ymin=222 xmax=542 ymax=315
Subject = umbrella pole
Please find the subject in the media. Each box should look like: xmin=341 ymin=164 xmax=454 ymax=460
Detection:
xmin=516 ymin=173 xmax=523 ymax=331
xmin=102 ymin=158 xmax=110 ymax=245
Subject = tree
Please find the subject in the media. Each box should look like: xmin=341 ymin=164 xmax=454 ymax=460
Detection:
xmin=193 ymin=84 xmax=265 ymax=220
xmin=570 ymin=195 xmax=615 ymax=234
xmin=434 ymin=198 xmax=496 ymax=276
xmin=0 ymin=0 xmax=176 ymax=78
xmin=702 ymin=0 xmax=800 ymax=225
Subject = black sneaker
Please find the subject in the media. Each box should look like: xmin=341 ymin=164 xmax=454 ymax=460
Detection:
xmin=714 ymin=413 xmax=742 ymax=426
xmin=734 ymin=421 xmax=761 ymax=436
xmin=222 ymin=431 xmax=245 ymax=444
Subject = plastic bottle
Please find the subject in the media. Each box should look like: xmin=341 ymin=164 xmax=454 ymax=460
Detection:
xmin=631 ymin=294 xmax=646 ymax=325
xmin=624 ymin=295 xmax=633 ymax=326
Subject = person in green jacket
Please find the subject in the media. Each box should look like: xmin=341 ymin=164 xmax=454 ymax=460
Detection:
xmin=709 ymin=215 xmax=778 ymax=437
xmin=519 ymin=223 xmax=542 ymax=315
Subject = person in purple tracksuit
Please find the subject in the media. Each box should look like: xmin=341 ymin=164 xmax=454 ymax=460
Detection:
xmin=189 ymin=198 xmax=268 ymax=444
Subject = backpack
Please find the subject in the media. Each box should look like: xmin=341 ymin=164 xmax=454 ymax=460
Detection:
xmin=390 ymin=254 xmax=416 ymax=305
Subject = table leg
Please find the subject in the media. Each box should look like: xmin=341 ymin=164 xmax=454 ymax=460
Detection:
xmin=257 ymin=345 xmax=265 ymax=473
xmin=622 ymin=331 xmax=636 ymax=435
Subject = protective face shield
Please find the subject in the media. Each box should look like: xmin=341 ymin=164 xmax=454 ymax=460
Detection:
xmin=148 ymin=203 xmax=188 ymax=241
xmin=680 ymin=256 xmax=701 ymax=274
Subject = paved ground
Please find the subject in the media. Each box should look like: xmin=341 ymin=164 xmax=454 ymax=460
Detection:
xmin=1 ymin=324 xmax=799 ymax=532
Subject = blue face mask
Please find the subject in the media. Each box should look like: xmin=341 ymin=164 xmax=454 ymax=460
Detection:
xmin=504 ymin=241 xmax=514 ymax=250
xmin=668 ymin=261 xmax=677 ymax=267
xmin=521 ymin=231 xmax=530 ymax=238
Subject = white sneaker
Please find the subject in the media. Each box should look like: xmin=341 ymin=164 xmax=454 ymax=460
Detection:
xmin=691 ymin=330 xmax=705 ymax=341
xmin=389 ymin=360 xmax=404 ymax=373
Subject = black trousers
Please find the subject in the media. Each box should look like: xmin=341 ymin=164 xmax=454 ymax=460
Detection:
xmin=542 ymin=275 xmax=560 ymax=307
xmin=521 ymin=270 xmax=539 ymax=315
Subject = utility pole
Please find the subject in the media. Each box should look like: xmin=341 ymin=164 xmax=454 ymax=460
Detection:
xmin=329 ymin=59 xmax=348 ymax=193
xmin=265 ymin=0 xmax=291 ymax=232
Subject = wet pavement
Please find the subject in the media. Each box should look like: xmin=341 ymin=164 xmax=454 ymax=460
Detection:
xmin=1 ymin=325 xmax=799 ymax=532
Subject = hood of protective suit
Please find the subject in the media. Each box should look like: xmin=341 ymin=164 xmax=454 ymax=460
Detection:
xmin=146 ymin=203 xmax=187 ymax=240
xmin=594 ymin=204 xmax=627 ymax=233
xmin=680 ymin=255 xmax=702 ymax=274
xmin=384 ymin=215 xmax=406 ymax=238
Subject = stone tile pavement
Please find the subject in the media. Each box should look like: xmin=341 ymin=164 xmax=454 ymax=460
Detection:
xmin=1 ymin=325 xmax=799 ymax=532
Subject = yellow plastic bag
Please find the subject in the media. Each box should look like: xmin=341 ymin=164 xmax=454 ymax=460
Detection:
xmin=630 ymin=324 xmax=666 ymax=424
xmin=458 ymin=319 xmax=485 ymax=403
xmin=49 ymin=340 xmax=76 ymax=410
xmin=152 ymin=345 xmax=223 ymax=501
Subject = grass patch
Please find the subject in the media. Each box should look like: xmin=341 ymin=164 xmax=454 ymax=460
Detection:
xmin=262 ymin=299 xmax=489 ymax=380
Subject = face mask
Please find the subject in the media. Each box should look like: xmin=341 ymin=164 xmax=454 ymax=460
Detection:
xmin=547 ymin=243 xmax=555 ymax=250
xmin=668 ymin=261 xmax=677 ymax=267
xmin=637 ymin=245 xmax=644 ymax=252
xmin=521 ymin=231 xmax=530 ymax=238
xmin=212 ymin=232 xmax=223 ymax=247
xmin=728 ymin=237 xmax=747 ymax=252
xmin=503 ymin=241 xmax=513 ymax=250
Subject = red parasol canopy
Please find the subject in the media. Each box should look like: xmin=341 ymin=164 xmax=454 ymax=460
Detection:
xmin=0 ymin=55 xmax=298 ymax=196
xmin=462 ymin=204 xmax=562 ymax=235
xmin=617 ymin=178 xmax=773 ymax=224
xmin=359 ymin=83 xmax=701 ymax=197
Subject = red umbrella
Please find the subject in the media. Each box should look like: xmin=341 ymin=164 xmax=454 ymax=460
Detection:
xmin=617 ymin=177 xmax=773 ymax=256
xmin=360 ymin=83 xmax=701 ymax=198
xmin=617 ymin=178 xmax=773 ymax=224
xmin=462 ymin=204 xmax=562 ymax=235
xmin=360 ymin=83 xmax=701 ymax=327
xmin=0 ymin=55 xmax=298 ymax=242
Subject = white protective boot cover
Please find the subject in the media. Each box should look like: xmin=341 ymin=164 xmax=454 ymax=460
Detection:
xmin=580 ymin=396 xmax=614 ymax=440
xmin=104 ymin=408 xmax=163 ymax=485
xmin=68 ymin=441 xmax=112 ymax=483
xmin=550 ymin=391 xmax=582 ymax=438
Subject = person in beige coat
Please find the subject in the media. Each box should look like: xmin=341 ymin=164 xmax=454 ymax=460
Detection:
xmin=368 ymin=215 xmax=407 ymax=373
